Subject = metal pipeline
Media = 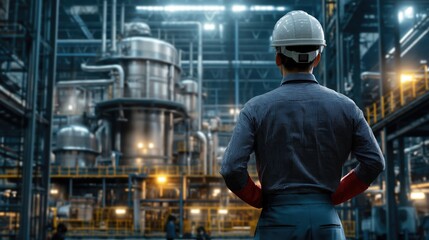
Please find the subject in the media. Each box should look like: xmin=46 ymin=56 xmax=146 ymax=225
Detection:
xmin=57 ymin=79 xmax=114 ymax=86
xmin=189 ymin=42 xmax=193 ymax=77
xmin=111 ymin=0 xmax=117 ymax=52
xmin=207 ymin=130 xmax=213 ymax=175
xmin=101 ymin=0 xmax=107 ymax=55
xmin=195 ymin=131 xmax=207 ymax=175
xmin=361 ymin=71 xmax=382 ymax=80
xmin=120 ymin=2 xmax=125 ymax=36
xmin=81 ymin=64 xmax=124 ymax=96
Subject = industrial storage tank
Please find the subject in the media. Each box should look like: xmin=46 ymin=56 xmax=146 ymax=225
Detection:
xmin=95 ymin=22 xmax=187 ymax=167
xmin=53 ymin=125 xmax=100 ymax=167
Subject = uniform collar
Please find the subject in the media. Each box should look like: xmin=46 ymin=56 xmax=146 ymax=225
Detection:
xmin=280 ymin=73 xmax=319 ymax=86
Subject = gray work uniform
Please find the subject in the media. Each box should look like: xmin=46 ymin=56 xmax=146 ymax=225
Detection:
xmin=220 ymin=73 xmax=385 ymax=239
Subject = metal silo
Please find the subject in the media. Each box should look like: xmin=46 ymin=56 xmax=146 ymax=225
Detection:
xmin=94 ymin=22 xmax=187 ymax=167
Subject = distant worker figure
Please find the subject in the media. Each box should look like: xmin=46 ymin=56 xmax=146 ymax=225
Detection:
xmin=165 ymin=215 xmax=177 ymax=240
xmin=220 ymin=10 xmax=385 ymax=240
xmin=196 ymin=226 xmax=211 ymax=240
xmin=51 ymin=223 xmax=67 ymax=240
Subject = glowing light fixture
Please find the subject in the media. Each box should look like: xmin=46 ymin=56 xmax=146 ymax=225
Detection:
xmin=136 ymin=5 xmax=225 ymax=12
xmin=398 ymin=6 xmax=414 ymax=23
xmin=137 ymin=143 xmax=144 ymax=149
xmin=190 ymin=208 xmax=201 ymax=214
xmin=250 ymin=5 xmax=274 ymax=11
xmin=68 ymin=104 xmax=73 ymax=110
xmin=400 ymin=74 xmax=413 ymax=83
xmin=229 ymin=108 xmax=240 ymax=115
xmin=232 ymin=5 xmax=247 ymax=12
xmin=404 ymin=6 xmax=413 ymax=18
xmin=410 ymin=191 xmax=425 ymax=200
xmin=204 ymin=23 xmax=216 ymax=31
xmin=218 ymin=209 xmax=228 ymax=214
xmin=212 ymin=188 xmax=221 ymax=197
xmin=398 ymin=11 xmax=404 ymax=23
xmin=148 ymin=142 xmax=154 ymax=149
xmin=50 ymin=189 xmax=59 ymax=195
xmin=157 ymin=176 xmax=167 ymax=184
xmin=115 ymin=208 xmax=126 ymax=215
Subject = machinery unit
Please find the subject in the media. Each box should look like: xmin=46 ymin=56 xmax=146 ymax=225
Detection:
xmin=53 ymin=125 xmax=99 ymax=168
xmin=93 ymin=22 xmax=187 ymax=167
xmin=49 ymin=20 xmax=236 ymax=238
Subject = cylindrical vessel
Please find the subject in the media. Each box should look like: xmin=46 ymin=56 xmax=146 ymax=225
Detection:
xmin=96 ymin=30 xmax=185 ymax=167
xmin=55 ymin=87 xmax=88 ymax=115
xmin=181 ymin=79 xmax=198 ymax=131
xmin=117 ymin=37 xmax=181 ymax=100
xmin=53 ymin=125 xmax=99 ymax=167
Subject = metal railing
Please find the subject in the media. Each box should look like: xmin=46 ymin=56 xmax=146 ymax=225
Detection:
xmin=365 ymin=66 xmax=429 ymax=125
xmin=58 ymin=205 xmax=354 ymax=238
xmin=0 ymin=164 xmax=259 ymax=178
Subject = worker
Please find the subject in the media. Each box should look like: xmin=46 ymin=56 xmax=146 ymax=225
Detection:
xmin=220 ymin=10 xmax=385 ymax=239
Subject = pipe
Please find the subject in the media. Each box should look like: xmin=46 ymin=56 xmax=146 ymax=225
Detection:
xmin=162 ymin=21 xmax=202 ymax=130
xmin=57 ymin=79 xmax=114 ymax=86
xmin=234 ymin=19 xmax=240 ymax=116
xmin=81 ymin=63 xmax=124 ymax=97
xmin=189 ymin=42 xmax=193 ymax=77
xmin=111 ymin=0 xmax=117 ymax=53
xmin=101 ymin=0 xmax=107 ymax=56
xmin=120 ymin=2 xmax=125 ymax=36
xmin=195 ymin=131 xmax=207 ymax=175
xmin=207 ymin=130 xmax=213 ymax=175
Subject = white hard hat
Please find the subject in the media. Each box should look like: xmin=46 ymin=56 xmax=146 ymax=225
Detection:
xmin=271 ymin=10 xmax=326 ymax=63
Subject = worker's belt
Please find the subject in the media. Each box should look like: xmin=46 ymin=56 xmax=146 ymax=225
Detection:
xmin=263 ymin=193 xmax=331 ymax=207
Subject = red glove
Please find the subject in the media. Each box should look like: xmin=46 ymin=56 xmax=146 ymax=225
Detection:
xmin=331 ymin=169 xmax=369 ymax=205
xmin=233 ymin=175 xmax=262 ymax=208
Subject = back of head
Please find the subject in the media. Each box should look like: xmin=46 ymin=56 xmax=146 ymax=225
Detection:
xmin=271 ymin=10 xmax=326 ymax=72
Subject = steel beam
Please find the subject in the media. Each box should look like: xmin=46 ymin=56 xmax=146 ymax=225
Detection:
xmin=38 ymin=0 xmax=59 ymax=239
xmin=19 ymin=0 xmax=43 ymax=238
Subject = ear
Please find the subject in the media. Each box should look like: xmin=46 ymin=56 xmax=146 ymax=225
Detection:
xmin=275 ymin=53 xmax=282 ymax=66
xmin=313 ymin=53 xmax=321 ymax=68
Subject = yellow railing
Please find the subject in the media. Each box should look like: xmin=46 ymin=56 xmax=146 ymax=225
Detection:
xmin=143 ymin=205 xmax=260 ymax=236
xmin=48 ymin=164 xmax=258 ymax=178
xmin=58 ymin=206 xmax=355 ymax=238
xmin=342 ymin=220 xmax=356 ymax=238
xmin=366 ymin=67 xmax=429 ymax=125
xmin=55 ymin=207 xmax=133 ymax=235
xmin=0 ymin=164 xmax=259 ymax=179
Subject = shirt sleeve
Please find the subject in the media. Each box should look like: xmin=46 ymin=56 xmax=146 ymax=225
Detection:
xmin=351 ymin=106 xmax=386 ymax=185
xmin=220 ymin=105 xmax=256 ymax=191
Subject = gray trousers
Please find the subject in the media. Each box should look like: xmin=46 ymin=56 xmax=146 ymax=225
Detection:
xmin=254 ymin=193 xmax=346 ymax=240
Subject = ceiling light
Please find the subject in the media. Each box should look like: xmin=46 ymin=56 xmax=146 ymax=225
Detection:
xmin=204 ymin=23 xmax=216 ymax=31
xmin=250 ymin=5 xmax=274 ymax=11
xmin=157 ymin=176 xmax=167 ymax=184
xmin=232 ymin=5 xmax=247 ymax=12
xmin=410 ymin=191 xmax=425 ymax=200
xmin=190 ymin=209 xmax=201 ymax=214
xmin=136 ymin=5 xmax=225 ymax=12
xmin=404 ymin=6 xmax=413 ymax=18
xmin=115 ymin=208 xmax=126 ymax=215
xmin=218 ymin=209 xmax=228 ymax=214
xmin=400 ymin=74 xmax=413 ymax=83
